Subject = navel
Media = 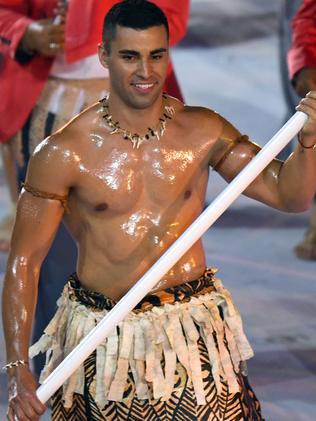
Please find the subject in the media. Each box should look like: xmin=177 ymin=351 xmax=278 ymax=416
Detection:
xmin=94 ymin=202 xmax=108 ymax=212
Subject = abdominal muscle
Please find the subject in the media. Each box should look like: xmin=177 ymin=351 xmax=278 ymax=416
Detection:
xmin=72 ymin=208 xmax=207 ymax=300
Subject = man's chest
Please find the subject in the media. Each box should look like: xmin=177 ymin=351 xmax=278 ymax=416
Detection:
xmin=73 ymin=140 xmax=211 ymax=213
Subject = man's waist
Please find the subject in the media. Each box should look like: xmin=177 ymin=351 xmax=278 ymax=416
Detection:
xmin=68 ymin=268 xmax=218 ymax=313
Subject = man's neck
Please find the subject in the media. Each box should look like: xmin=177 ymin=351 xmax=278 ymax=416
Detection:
xmin=107 ymin=93 xmax=164 ymax=134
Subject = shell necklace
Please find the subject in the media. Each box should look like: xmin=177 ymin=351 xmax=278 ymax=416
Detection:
xmin=100 ymin=94 xmax=175 ymax=149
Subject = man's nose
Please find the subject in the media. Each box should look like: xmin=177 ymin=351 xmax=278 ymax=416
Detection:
xmin=137 ymin=59 xmax=152 ymax=79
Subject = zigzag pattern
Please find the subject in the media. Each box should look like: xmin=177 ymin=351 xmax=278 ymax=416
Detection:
xmin=51 ymin=339 xmax=263 ymax=420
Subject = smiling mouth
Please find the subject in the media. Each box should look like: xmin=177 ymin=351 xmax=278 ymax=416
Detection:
xmin=131 ymin=82 xmax=157 ymax=92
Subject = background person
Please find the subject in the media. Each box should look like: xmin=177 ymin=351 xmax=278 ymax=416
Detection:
xmin=287 ymin=0 xmax=316 ymax=260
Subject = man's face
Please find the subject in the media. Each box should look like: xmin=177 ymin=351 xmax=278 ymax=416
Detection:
xmin=99 ymin=25 xmax=169 ymax=109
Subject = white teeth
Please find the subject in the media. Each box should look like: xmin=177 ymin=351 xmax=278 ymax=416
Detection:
xmin=135 ymin=84 xmax=154 ymax=89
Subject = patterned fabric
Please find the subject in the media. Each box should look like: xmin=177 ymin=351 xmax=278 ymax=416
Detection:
xmin=68 ymin=268 xmax=218 ymax=312
xmin=51 ymin=341 xmax=262 ymax=421
xmin=30 ymin=269 xmax=263 ymax=420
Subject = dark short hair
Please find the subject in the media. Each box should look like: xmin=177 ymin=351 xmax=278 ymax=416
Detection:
xmin=102 ymin=0 xmax=169 ymax=53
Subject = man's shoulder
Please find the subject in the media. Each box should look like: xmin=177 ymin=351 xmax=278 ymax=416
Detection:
xmin=33 ymin=101 xmax=101 ymax=155
xmin=182 ymin=104 xmax=219 ymax=119
xmin=59 ymin=101 xmax=102 ymax=139
xmin=175 ymin=101 xmax=223 ymax=134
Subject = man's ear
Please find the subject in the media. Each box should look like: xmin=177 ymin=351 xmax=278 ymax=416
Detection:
xmin=98 ymin=43 xmax=109 ymax=68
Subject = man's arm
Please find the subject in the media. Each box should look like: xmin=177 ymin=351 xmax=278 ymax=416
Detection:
xmin=210 ymin=93 xmax=316 ymax=212
xmin=2 ymin=134 xmax=77 ymax=420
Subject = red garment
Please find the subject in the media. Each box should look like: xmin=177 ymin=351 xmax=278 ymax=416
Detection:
xmin=288 ymin=0 xmax=316 ymax=80
xmin=0 ymin=0 xmax=189 ymax=143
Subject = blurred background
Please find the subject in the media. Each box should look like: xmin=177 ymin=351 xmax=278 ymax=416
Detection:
xmin=1 ymin=0 xmax=315 ymax=419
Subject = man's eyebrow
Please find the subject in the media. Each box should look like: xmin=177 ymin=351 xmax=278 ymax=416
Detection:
xmin=118 ymin=48 xmax=168 ymax=56
xmin=151 ymin=48 xmax=167 ymax=54
xmin=118 ymin=49 xmax=139 ymax=56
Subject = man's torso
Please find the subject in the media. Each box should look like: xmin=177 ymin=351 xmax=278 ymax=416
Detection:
xmin=52 ymin=98 xmax=222 ymax=299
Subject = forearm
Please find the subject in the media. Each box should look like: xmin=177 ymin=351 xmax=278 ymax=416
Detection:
xmin=2 ymin=257 xmax=48 ymax=419
xmin=2 ymin=257 xmax=39 ymax=364
xmin=278 ymin=138 xmax=316 ymax=211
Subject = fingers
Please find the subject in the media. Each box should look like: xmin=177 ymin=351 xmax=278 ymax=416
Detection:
xmin=305 ymin=91 xmax=316 ymax=99
xmin=49 ymin=23 xmax=65 ymax=37
xmin=29 ymin=394 xmax=47 ymax=415
xmin=30 ymin=20 xmax=65 ymax=56
xmin=47 ymin=42 xmax=65 ymax=55
xmin=11 ymin=403 xmax=33 ymax=421
xmin=6 ymin=367 xmax=46 ymax=421
xmin=8 ymin=401 xmax=33 ymax=421
xmin=7 ymin=399 xmax=46 ymax=421
xmin=296 ymin=94 xmax=316 ymax=142
xmin=296 ymin=101 xmax=316 ymax=116
xmin=49 ymin=25 xmax=65 ymax=45
xmin=7 ymin=406 xmax=14 ymax=421
xmin=297 ymin=92 xmax=316 ymax=114
xmin=8 ymin=394 xmax=46 ymax=421
xmin=44 ymin=23 xmax=65 ymax=55
xmin=53 ymin=32 xmax=65 ymax=44
xmin=49 ymin=31 xmax=65 ymax=46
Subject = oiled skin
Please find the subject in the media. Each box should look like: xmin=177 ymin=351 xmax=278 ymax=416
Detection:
xmin=3 ymin=25 xmax=316 ymax=421
xmin=56 ymin=100 xmax=217 ymax=298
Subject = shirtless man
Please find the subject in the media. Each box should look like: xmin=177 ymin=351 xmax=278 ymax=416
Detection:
xmin=3 ymin=1 xmax=316 ymax=420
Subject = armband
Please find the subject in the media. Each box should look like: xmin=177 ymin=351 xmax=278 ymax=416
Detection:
xmin=213 ymin=134 xmax=249 ymax=171
xmin=22 ymin=182 xmax=69 ymax=213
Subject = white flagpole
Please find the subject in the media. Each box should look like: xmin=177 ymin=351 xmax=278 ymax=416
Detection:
xmin=36 ymin=111 xmax=307 ymax=403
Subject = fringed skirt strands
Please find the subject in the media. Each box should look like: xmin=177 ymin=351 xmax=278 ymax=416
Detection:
xmin=30 ymin=268 xmax=263 ymax=420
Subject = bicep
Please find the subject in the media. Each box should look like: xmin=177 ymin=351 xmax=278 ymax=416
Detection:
xmin=9 ymin=190 xmax=65 ymax=269
xmin=8 ymin=135 xmax=77 ymax=266
xmin=211 ymin=116 xmax=284 ymax=209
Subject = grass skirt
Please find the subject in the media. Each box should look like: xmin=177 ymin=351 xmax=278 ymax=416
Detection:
xmin=30 ymin=268 xmax=263 ymax=420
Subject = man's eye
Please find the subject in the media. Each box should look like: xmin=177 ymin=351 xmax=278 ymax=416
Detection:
xmin=152 ymin=55 xmax=163 ymax=60
xmin=122 ymin=55 xmax=135 ymax=61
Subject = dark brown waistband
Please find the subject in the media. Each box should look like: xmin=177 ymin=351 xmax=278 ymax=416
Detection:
xmin=68 ymin=268 xmax=217 ymax=313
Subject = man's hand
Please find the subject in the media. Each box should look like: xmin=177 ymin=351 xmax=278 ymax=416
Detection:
xmin=21 ymin=18 xmax=65 ymax=57
xmin=7 ymin=366 xmax=46 ymax=421
xmin=296 ymin=91 xmax=316 ymax=146
xmin=294 ymin=68 xmax=316 ymax=98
